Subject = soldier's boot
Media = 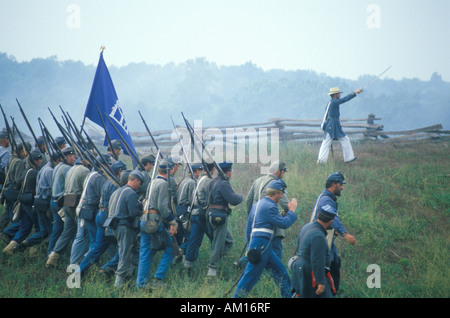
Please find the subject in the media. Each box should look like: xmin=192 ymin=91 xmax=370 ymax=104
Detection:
xmin=207 ymin=267 xmax=217 ymax=277
xmin=29 ymin=245 xmax=39 ymax=259
xmin=114 ymin=275 xmax=126 ymax=288
xmin=3 ymin=240 xmax=18 ymax=255
xmin=45 ymin=251 xmax=60 ymax=268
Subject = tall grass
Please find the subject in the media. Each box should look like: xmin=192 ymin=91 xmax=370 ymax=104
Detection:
xmin=0 ymin=138 xmax=448 ymax=298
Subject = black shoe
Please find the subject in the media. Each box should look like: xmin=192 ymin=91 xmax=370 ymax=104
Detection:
xmin=345 ymin=157 xmax=357 ymax=163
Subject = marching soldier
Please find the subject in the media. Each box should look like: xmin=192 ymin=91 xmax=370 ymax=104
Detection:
xmin=310 ymin=172 xmax=356 ymax=294
xmin=0 ymin=142 xmax=31 ymax=240
xmin=136 ymin=159 xmax=178 ymax=288
xmin=184 ymin=162 xmax=215 ymax=270
xmin=47 ymin=147 xmax=76 ymax=255
xmin=45 ymin=155 xmax=90 ymax=268
xmin=3 ymin=149 xmax=43 ymax=255
xmin=69 ymin=154 xmax=109 ymax=265
xmin=109 ymin=170 xmax=144 ymax=287
xmin=23 ymin=152 xmax=62 ymax=257
xmin=206 ymin=161 xmax=243 ymax=277
xmin=290 ymin=205 xmax=338 ymax=298
xmin=78 ymin=160 xmax=127 ymax=275
xmin=175 ymin=163 xmax=203 ymax=257
xmin=241 ymin=160 xmax=290 ymax=266
xmin=233 ymin=180 xmax=298 ymax=298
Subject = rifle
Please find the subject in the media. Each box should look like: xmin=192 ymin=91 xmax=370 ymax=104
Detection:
xmin=137 ymin=111 xmax=157 ymax=157
xmin=10 ymin=117 xmax=38 ymax=168
xmin=170 ymin=116 xmax=195 ymax=180
xmin=0 ymin=104 xmax=18 ymax=154
xmin=38 ymin=118 xmax=68 ymax=165
xmin=59 ymin=106 xmax=87 ymax=150
xmin=165 ymin=156 xmax=182 ymax=258
xmin=181 ymin=113 xmax=212 ymax=178
xmin=16 ymin=99 xmax=43 ymax=154
xmin=49 ymin=109 xmax=120 ymax=186
xmin=181 ymin=113 xmax=227 ymax=179
xmin=103 ymin=114 xmax=145 ymax=171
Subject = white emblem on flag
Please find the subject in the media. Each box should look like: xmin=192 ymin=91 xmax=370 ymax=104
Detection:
xmin=109 ymin=100 xmax=129 ymax=134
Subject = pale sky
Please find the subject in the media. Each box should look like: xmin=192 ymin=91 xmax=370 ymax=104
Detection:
xmin=1 ymin=0 xmax=449 ymax=81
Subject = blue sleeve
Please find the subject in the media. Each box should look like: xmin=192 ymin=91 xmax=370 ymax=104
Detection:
xmin=269 ymin=207 xmax=297 ymax=229
xmin=220 ymin=181 xmax=243 ymax=206
xmin=337 ymin=92 xmax=357 ymax=105
xmin=310 ymin=234 xmax=328 ymax=285
xmin=331 ymin=215 xmax=347 ymax=235
xmin=126 ymin=190 xmax=142 ymax=219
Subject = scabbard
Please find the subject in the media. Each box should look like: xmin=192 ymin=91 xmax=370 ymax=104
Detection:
xmin=326 ymin=271 xmax=337 ymax=295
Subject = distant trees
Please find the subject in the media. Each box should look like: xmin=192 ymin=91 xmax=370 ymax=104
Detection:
xmin=0 ymin=52 xmax=448 ymax=134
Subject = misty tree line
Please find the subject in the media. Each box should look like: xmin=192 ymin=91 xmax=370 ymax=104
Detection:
xmin=0 ymin=52 xmax=448 ymax=135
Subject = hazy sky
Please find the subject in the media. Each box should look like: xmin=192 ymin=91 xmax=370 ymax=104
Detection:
xmin=1 ymin=0 xmax=449 ymax=81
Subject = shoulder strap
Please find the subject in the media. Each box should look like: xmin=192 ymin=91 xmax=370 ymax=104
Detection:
xmin=143 ymin=179 xmax=156 ymax=211
xmin=310 ymin=193 xmax=323 ymax=223
xmin=191 ymin=175 xmax=208 ymax=210
xmin=257 ymin=175 xmax=272 ymax=201
xmin=321 ymin=101 xmax=332 ymax=130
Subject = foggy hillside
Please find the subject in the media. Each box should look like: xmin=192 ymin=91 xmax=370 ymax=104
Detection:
xmin=1 ymin=52 xmax=448 ymax=136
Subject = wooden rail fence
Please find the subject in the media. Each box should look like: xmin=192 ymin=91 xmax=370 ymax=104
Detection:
xmin=85 ymin=114 xmax=449 ymax=155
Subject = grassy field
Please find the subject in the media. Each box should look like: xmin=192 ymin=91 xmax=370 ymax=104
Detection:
xmin=0 ymin=138 xmax=449 ymax=298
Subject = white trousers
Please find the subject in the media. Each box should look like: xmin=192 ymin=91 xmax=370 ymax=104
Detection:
xmin=317 ymin=133 xmax=355 ymax=163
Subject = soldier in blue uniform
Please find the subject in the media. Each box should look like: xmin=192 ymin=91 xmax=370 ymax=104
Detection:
xmin=310 ymin=171 xmax=356 ymax=294
xmin=206 ymin=161 xmax=243 ymax=277
xmin=290 ymin=204 xmax=338 ymax=298
xmin=233 ymin=179 xmax=298 ymax=298
xmin=317 ymin=87 xmax=363 ymax=163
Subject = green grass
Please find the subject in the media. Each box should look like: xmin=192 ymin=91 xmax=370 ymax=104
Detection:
xmin=0 ymin=138 xmax=449 ymax=298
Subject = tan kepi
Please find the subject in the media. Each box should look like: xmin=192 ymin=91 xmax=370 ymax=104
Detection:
xmin=328 ymin=87 xmax=342 ymax=95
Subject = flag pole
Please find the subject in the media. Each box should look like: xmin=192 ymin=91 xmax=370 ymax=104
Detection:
xmin=80 ymin=46 xmax=106 ymax=133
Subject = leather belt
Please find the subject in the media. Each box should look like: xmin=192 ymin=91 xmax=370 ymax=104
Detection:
xmin=143 ymin=209 xmax=159 ymax=214
xmin=209 ymin=204 xmax=227 ymax=210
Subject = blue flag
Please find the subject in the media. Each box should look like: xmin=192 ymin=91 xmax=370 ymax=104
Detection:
xmin=84 ymin=51 xmax=137 ymax=166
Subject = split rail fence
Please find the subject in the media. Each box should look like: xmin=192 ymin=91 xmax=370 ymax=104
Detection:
xmin=85 ymin=114 xmax=449 ymax=155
